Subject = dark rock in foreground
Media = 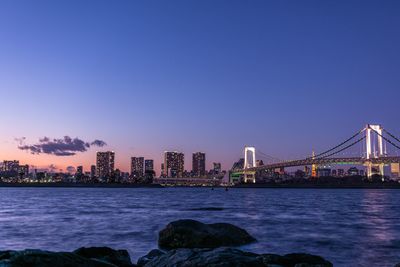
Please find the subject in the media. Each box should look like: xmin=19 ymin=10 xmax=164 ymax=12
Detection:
xmin=74 ymin=247 xmax=133 ymax=267
xmin=0 ymin=249 xmax=116 ymax=267
xmin=0 ymin=247 xmax=136 ymax=267
xmin=141 ymin=247 xmax=333 ymax=267
xmin=136 ymin=249 xmax=165 ymax=266
xmin=259 ymin=253 xmax=333 ymax=267
xmin=158 ymin=219 xmax=256 ymax=249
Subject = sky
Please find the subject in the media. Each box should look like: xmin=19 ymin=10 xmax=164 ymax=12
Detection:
xmin=0 ymin=0 xmax=399 ymax=173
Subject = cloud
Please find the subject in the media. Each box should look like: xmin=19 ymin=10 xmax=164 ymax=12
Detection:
xmin=18 ymin=136 xmax=107 ymax=156
xmin=15 ymin=137 xmax=26 ymax=145
xmin=66 ymin=166 xmax=76 ymax=173
xmin=91 ymin=140 xmax=107 ymax=147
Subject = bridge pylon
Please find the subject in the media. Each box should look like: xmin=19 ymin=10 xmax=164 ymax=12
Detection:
xmin=364 ymin=124 xmax=385 ymax=178
xmin=243 ymin=146 xmax=256 ymax=183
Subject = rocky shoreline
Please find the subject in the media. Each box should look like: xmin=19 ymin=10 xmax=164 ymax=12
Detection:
xmin=0 ymin=219 xmax=334 ymax=266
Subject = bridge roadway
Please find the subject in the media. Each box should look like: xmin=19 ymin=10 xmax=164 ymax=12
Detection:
xmin=240 ymin=156 xmax=400 ymax=172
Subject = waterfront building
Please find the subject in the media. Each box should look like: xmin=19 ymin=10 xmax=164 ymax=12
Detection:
xmin=256 ymin=160 xmax=264 ymax=167
xmin=18 ymin=164 xmax=29 ymax=176
xmin=161 ymin=163 xmax=165 ymax=177
xmin=192 ymin=152 xmax=206 ymax=177
xmin=90 ymin=165 xmax=96 ymax=178
xmin=77 ymin=166 xmax=83 ymax=175
xmin=96 ymin=151 xmax=115 ymax=179
xmin=348 ymin=167 xmax=359 ymax=176
xmin=3 ymin=160 xmax=19 ymax=172
xmin=213 ymin=162 xmax=222 ymax=174
xmin=145 ymin=159 xmax=154 ymax=172
xmin=317 ymin=168 xmax=331 ymax=177
xmin=164 ymin=151 xmax=184 ymax=178
xmin=391 ymin=163 xmax=400 ymax=179
xmin=131 ymin=157 xmax=144 ymax=177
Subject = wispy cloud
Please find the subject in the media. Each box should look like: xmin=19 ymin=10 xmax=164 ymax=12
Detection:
xmin=17 ymin=136 xmax=107 ymax=156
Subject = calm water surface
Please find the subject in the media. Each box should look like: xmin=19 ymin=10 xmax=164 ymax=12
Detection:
xmin=0 ymin=187 xmax=399 ymax=266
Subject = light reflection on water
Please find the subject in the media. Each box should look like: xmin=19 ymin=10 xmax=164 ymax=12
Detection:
xmin=0 ymin=187 xmax=399 ymax=266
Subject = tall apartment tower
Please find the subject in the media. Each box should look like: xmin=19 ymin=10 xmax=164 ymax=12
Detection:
xmin=96 ymin=151 xmax=115 ymax=178
xmin=192 ymin=152 xmax=206 ymax=177
xmin=164 ymin=151 xmax=184 ymax=178
xmin=131 ymin=157 xmax=145 ymax=177
xmin=145 ymin=159 xmax=154 ymax=173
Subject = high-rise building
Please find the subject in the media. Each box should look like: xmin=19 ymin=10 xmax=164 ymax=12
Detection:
xmin=18 ymin=164 xmax=29 ymax=176
xmin=90 ymin=165 xmax=96 ymax=178
xmin=131 ymin=157 xmax=144 ymax=177
xmin=161 ymin=163 xmax=165 ymax=177
xmin=164 ymin=151 xmax=184 ymax=178
xmin=96 ymin=151 xmax=115 ymax=178
xmin=3 ymin=160 xmax=19 ymax=172
xmin=77 ymin=166 xmax=83 ymax=175
xmin=213 ymin=162 xmax=222 ymax=174
xmin=145 ymin=159 xmax=154 ymax=172
xmin=192 ymin=152 xmax=206 ymax=177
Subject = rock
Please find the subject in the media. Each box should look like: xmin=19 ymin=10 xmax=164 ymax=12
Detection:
xmin=143 ymin=247 xmax=264 ymax=267
xmin=258 ymin=253 xmax=333 ymax=267
xmin=137 ymin=249 xmax=165 ymax=266
xmin=74 ymin=247 xmax=133 ymax=267
xmin=158 ymin=219 xmax=256 ymax=249
xmin=0 ymin=249 xmax=116 ymax=267
xmin=140 ymin=247 xmax=333 ymax=267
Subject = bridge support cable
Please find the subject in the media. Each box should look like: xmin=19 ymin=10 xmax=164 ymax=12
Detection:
xmin=316 ymin=136 xmax=367 ymax=159
xmin=305 ymin=129 xmax=365 ymax=160
xmin=371 ymin=129 xmax=400 ymax=151
xmin=383 ymin=129 xmax=400 ymax=145
xmin=256 ymin=150 xmax=283 ymax=163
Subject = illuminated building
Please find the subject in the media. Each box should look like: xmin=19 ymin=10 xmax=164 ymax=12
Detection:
xmin=3 ymin=160 xmax=19 ymax=172
xmin=164 ymin=151 xmax=184 ymax=178
xmin=96 ymin=151 xmax=115 ymax=178
xmin=90 ymin=165 xmax=96 ymax=178
xmin=192 ymin=152 xmax=206 ymax=177
xmin=131 ymin=157 xmax=144 ymax=177
xmin=348 ymin=167 xmax=359 ymax=176
xmin=77 ymin=166 xmax=83 ymax=175
xmin=317 ymin=168 xmax=331 ymax=177
xmin=145 ymin=159 xmax=154 ymax=172
xmin=18 ymin=164 xmax=29 ymax=176
xmin=213 ymin=162 xmax=222 ymax=174
xmin=311 ymin=151 xmax=317 ymax=178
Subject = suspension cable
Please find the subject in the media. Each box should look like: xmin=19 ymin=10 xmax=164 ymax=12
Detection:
xmin=371 ymin=128 xmax=400 ymax=151
xmin=317 ymin=136 xmax=366 ymax=159
xmin=306 ymin=129 xmax=365 ymax=159
xmin=256 ymin=150 xmax=282 ymax=162
xmin=383 ymin=129 xmax=400 ymax=145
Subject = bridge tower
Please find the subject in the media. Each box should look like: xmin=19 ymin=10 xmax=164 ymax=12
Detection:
xmin=243 ymin=146 xmax=256 ymax=183
xmin=365 ymin=124 xmax=385 ymax=178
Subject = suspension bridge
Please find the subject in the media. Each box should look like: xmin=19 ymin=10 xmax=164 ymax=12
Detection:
xmin=232 ymin=124 xmax=400 ymax=183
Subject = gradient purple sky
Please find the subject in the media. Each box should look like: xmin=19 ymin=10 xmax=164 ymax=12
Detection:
xmin=0 ymin=0 xmax=399 ymax=173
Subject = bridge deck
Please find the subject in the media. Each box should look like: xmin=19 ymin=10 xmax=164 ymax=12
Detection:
xmin=239 ymin=156 xmax=400 ymax=172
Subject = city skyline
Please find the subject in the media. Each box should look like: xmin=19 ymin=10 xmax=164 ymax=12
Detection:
xmin=1 ymin=1 xmax=400 ymax=174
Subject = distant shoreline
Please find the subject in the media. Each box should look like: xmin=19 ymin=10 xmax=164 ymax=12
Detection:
xmin=0 ymin=182 xmax=400 ymax=189
xmin=0 ymin=182 xmax=163 ymax=188
xmin=233 ymin=183 xmax=400 ymax=189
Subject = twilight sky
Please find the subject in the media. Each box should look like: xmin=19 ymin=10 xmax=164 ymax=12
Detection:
xmin=0 ymin=0 xmax=399 ymax=173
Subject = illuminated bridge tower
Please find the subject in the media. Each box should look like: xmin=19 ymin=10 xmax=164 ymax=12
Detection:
xmin=243 ymin=146 xmax=256 ymax=183
xmin=365 ymin=124 xmax=385 ymax=178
